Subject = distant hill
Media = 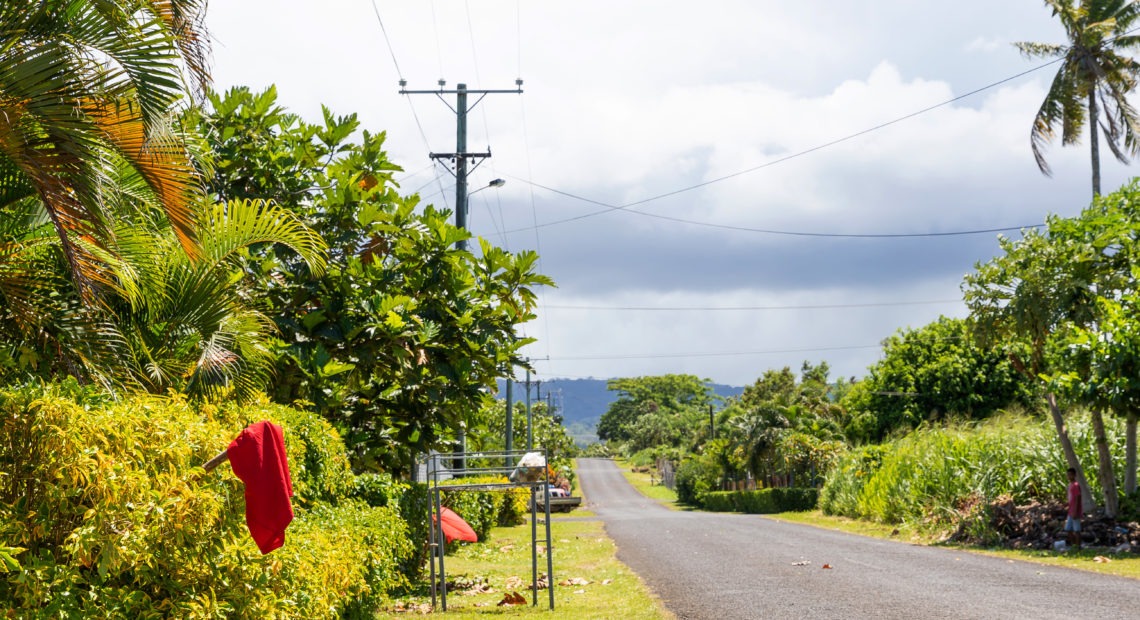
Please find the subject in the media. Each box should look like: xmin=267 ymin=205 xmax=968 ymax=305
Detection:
xmin=495 ymin=377 xmax=745 ymax=446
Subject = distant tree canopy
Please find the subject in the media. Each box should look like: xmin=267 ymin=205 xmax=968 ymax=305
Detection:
xmin=596 ymin=374 xmax=716 ymax=446
xmin=841 ymin=317 xmax=1033 ymax=442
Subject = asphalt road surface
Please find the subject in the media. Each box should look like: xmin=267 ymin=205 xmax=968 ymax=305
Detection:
xmin=576 ymin=458 xmax=1140 ymax=620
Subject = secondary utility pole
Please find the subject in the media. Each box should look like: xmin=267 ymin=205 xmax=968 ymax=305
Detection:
xmin=399 ymin=79 xmax=522 ymax=250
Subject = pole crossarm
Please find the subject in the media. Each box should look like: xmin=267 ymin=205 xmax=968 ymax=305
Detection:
xmin=399 ymin=88 xmax=523 ymax=94
xmin=401 ymin=81 xmax=521 ymax=251
xmin=429 ymin=151 xmax=492 ymax=160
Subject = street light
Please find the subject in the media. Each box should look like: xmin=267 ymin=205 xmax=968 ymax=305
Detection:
xmin=457 ymin=179 xmax=505 ymax=250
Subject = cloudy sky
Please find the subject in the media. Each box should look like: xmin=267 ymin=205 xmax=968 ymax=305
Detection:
xmin=206 ymin=1 xmax=1136 ymax=387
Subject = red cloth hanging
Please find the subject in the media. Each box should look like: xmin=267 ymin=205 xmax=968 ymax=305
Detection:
xmin=228 ymin=420 xmax=294 ymax=554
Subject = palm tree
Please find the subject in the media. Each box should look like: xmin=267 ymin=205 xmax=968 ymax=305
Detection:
xmin=0 ymin=0 xmax=210 ymax=301
xmin=1016 ymin=0 xmax=1140 ymax=196
xmin=109 ymin=198 xmax=326 ymax=401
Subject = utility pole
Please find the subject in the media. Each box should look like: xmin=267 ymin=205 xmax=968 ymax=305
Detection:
xmin=504 ymin=379 xmax=513 ymax=468
xmin=399 ymin=79 xmax=522 ymax=250
xmin=401 ymin=79 xmax=521 ymax=470
xmin=525 ymin=369 xmax=533 ymax=451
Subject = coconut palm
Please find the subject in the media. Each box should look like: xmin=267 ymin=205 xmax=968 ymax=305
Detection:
xmin=0 ymin=0 xmax=210 ymax=301
xmin=1016 ymin=0 xmax=1140 ymax=196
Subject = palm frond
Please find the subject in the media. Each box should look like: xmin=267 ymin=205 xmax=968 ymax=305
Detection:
xmin=198 ymin=198 xmax=327 ymax=276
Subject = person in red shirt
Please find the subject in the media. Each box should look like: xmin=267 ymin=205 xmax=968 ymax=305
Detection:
xmin=1064 ymin=467 xmax=1082 ymax=551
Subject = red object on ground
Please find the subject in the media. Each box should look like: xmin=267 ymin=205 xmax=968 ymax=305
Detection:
xmin=434 ymin=506 xmax=478 ymax=543
xmin=228 ymin=421 xmax=294 ymax=554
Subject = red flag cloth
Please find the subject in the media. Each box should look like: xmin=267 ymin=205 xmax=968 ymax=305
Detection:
xmin=228 ymin=421 xmax=294 ymax=554
xmin=434 ymin=506 xmax=478 ymax=543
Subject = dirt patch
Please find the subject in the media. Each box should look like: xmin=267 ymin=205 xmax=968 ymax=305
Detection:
xmin=951 ymin=495 xmax=1140 ymax=551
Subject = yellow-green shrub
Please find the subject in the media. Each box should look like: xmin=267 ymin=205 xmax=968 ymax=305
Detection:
xmin=0 ymin=382 xmax=411 ymax=618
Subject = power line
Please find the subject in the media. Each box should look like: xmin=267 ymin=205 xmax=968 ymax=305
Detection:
xmin=507 ymin=178 xmax=1042 ymax=237
xmin=370 ymin=0 xmax=450 ymax=210
xmin=543 ymin=299 xmax=963 ymax=311
xmin=553 ymin=344 xmax=881 ymax=361
xmin=462 ymin=0 xmax=510 ymax=246
xmin=512 ymin=2 xmax=554 ymax=370
xmin=501 ymin=57 xmax=1070 ymax=238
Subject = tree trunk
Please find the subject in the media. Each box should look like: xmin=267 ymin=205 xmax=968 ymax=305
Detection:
xmin=1090 ymin=88 xmax=1101 ymax=197
xmin=1126 ymin=411 xmax=1137 ymax=495
xmin=1090 ymin=408 xmax=1119 ymax=519
xmin=1046 ymin=393 xmax=1096 ymax=511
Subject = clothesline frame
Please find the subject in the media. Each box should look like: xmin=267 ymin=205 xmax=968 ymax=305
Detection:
xmin=419 ymin=449 xmax=556 ymax=612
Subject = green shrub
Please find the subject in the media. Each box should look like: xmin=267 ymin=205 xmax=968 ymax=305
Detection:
xmin=674 ymin=454 xmax=718 ymax=507
xmin=701 ymin=491 xmax=738 ymax=512
xmin=353 ymin=473 xmax=430 ymax=582
xmin=818 ymin=444 xmax=887 ymax=518
xmin=0 ymin=383 xmax=411 ymax=618
xmin=702 ymin=488 xmax=818 ymax=514
xmin=818 ymin=412 xmax=1123 ymax=528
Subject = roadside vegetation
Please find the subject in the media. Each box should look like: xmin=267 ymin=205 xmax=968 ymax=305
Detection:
xmin=593 ymin=178 xmax=1140 ymax=561
xmin=7 ymin=1 xmax=1140 ymax=617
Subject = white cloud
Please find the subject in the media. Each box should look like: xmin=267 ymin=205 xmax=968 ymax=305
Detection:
xmin=206 ymin=1 xmax=1139 ymax=386
xmin=965 ymin=36 xmax=1005 ymax=54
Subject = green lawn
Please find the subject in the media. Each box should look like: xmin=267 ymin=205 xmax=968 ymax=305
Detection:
xmin=376 ymin=517 xmax=672 ymax=618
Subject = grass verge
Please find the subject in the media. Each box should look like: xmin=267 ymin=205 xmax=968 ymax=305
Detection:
xmin=768 ymin=510 xmax=1140 ymax=579
xmin=614 ymin=458 xmax=680 ymax=508
xmin=376 ymin=517 xmax=672 ymax=618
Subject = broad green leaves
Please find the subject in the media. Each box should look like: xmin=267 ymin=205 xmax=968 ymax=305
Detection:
xmin=198 ymin=87 xmax=552 ymax=473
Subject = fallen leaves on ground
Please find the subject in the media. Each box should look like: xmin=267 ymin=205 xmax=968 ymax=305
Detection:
xmin=559 ymin=577 xmax=590 ymax=586
xmin=498 ymin=592 xmax=527 ymax=606
xmin=387 ymin=601 xmax=432 ymax=614
xmin=502 ymin=573 xmax=549 ymax=590
xmin=822 ymin=564 xmax=832 ymax=569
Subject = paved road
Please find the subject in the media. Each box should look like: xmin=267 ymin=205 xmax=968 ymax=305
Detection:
xmin=576 ymin=458 xmax=1140 ymax=620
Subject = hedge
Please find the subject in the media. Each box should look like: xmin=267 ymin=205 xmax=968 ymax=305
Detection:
xmin=702 ymin=488 xmax=819 ymax=514
xmin=0 ymin=382 xmax=413 ymax=618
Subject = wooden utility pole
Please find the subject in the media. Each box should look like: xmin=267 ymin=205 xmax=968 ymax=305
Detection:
xmin=399 ymin=80 xmax=522 ymax=250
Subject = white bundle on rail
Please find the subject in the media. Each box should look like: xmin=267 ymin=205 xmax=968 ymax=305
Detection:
xmin=508 ymin=451 xmax=546 ymax=482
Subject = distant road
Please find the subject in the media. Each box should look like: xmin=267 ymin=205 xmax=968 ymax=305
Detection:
xmin=576 ymin=458 xmax=1140 ymax=620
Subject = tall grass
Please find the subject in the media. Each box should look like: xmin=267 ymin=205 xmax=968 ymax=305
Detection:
xmin=819 ymin=411 xmax=1126 ymax=528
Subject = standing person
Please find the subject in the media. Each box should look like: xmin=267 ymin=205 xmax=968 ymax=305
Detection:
xmin=1065 ymin=467 xmax=1082 ymax=551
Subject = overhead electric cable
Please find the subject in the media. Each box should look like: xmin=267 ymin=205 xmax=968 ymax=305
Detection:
xmin=544 ymin=299 xmax=963 ymax=311
xmin=503 ymin=57 xmax=1073 ymax=238
xmin=510 ymin=0 xmax=554 ymax=367
xmin=506 ymin=177 xmax=1042 ymax=237
xmin=553 ymin=344 xmax=881 ymax=361
xmin=462 ymin=0 xmax=509 ymax=245
xmin=371 ymin=0 xmax=450 ymax=209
